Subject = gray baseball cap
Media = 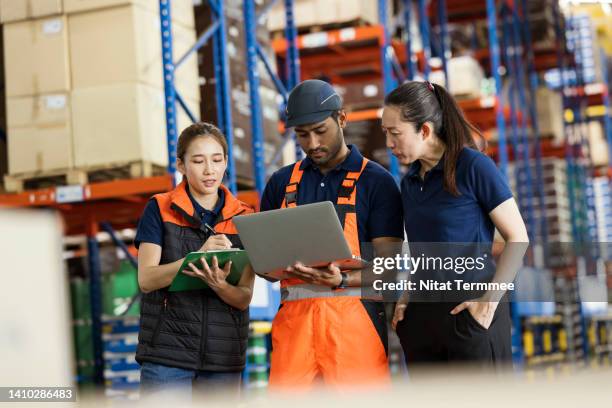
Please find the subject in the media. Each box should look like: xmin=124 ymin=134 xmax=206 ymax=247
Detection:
xmin=285 ymin=79 xmax=342 ymax=128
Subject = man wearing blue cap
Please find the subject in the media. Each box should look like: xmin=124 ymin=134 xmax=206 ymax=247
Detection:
xmin=260 ymin=79 xmax=403 ymax=390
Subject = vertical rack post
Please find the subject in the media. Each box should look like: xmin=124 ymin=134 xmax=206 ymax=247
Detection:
xmin=86 ymin=220 xmax=104 ymax=385
xmin=160 ymin=0 xmax=238 ymax=192
xmin=284 ymin=0 xmax=303 ymax=160
xmin=501 ymin=11 xmax=526 ymax=232
xmin=417 ymin=0 xmax=431 ymax=80
xmin=510 ymin=6 xmax=536 ymax=244
xmin=554 ymin=9 xmax=580 ymax=245
xmin=244 ymin=0 xmax=267 ymax=195
xmin=437 ymin=0 xmax=449 ymax=84
xmin=496 ymin=3 xmax=524 ymax=363
xmin=212 ymin=0 xmax=238 ymax=194
xmin=160 ymin=0 xmax=178 ymax=184
xmin=378 ymin=0 xmax=401 ymax=181
xmin=601 ymin=51 xmax=612 ymax=176
xmin=402 ymin=0 xmax=417 ymax=80
xmin=486 ymin=0 xmax=509 ymax=177
xmin=520 ymin=0 xmax=549 ymax=252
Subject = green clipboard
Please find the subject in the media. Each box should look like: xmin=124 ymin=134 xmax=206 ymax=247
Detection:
xmin=169 ymin=249 xmax=250 ymax=292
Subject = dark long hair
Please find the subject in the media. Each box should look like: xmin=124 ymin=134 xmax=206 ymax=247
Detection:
xmin=384 ymin=81 xmax=485 ymax=196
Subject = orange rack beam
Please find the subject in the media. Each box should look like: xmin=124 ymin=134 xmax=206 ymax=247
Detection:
xmin=0 ymin=175 xmax=174 ymax=208
xmin=0 ymin=175 xmax=261 ymax=235
xmin=272 ymin=25 xmax=385 ymax=54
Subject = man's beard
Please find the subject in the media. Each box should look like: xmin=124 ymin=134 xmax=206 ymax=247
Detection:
xmin=308 ymin=125 xmax=343 ymax=165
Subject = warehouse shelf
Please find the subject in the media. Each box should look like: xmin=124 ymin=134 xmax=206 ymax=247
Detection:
xmin=0 ymin=176 xmax=173 ymax=208
xmin=470 ymin=46 xmax=573 ymax=74
xmin=488 ymin=137 xmax=568 ymax=162
xmin=339 ymin=98 xmax=528 ymax=138
xmin=563 ymin=83 xmax=608 ymax=106
xmin=272 ymin=24 xmax=415 ymax=84
xmin=0 ymin=174 xmax=260 ymax=233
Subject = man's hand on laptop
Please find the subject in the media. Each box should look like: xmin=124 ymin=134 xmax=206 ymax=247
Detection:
xmin=286 ymin=262 xmax=342 ymax=287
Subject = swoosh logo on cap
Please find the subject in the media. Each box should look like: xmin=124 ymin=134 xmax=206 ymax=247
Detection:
xmin=320 ymin=93 xmax=338 ymax=105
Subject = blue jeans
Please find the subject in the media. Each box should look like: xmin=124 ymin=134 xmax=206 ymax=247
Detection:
xmin=139 ymin=362 xmax=242 ymax=402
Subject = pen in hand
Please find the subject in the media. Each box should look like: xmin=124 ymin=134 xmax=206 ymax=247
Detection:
xmin=204 ymin=223 xmax=217 ymax=236
xmin=200 ymin=223 xmax=233 ymax=251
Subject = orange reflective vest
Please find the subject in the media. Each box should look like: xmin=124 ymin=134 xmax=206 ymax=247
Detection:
xmin=279 ymin=158 xmax=369 ymax=299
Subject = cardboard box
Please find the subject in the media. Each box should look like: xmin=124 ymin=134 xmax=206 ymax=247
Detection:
xmin=267 ymin=0 xmax=380 ymax=31
xmin=335 ymin=0 xmax=378 ymax=26
xmin=64 ymin=0 xmax=194 ymax=29
xmin=69 ymin=4 xmax=200 ymax=100
xmin=536 ymin=87 xmax=564 ymax=140
xmin=333 ymin=80 xmax=384 ymax=111
xmin=3 ymin=16 xmax=71 ymax=97
xmin=72 ymin=83 xmax=198 ymax=168
xmin=343 ymin=119 xmax=388 ymax=168
xmin=0 ymin=0 xmax=63 ymax=23
xmin=447 ymin=56 xmax=483 ymax=98
xmin=587 ymin=121 xmax=607 ymax=167
xmin=267 ymin=0 xmax=317 ymax=31
xmin=6 ymin=94 xmax=73 ymax=174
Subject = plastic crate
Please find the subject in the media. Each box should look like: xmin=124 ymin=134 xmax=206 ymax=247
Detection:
xmin=105 ymin=353 xmax=139 ymax=372
xmin=103 ymin=333 xmax=139 ymax=354
xmin=102 ymin=317 xmax=140 ymax=335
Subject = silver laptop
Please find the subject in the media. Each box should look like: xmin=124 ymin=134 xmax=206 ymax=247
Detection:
xmin=233 ymin=201 xmax=366 ymax=278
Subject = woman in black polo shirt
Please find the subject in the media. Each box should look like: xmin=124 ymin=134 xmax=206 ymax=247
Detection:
xmin=381 ymin=81 xmax=528 ymax=369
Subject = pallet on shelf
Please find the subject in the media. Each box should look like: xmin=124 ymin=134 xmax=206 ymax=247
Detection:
xmin=3 ymin=161 xmax=166 ymax=193
xmin=270 ymin=16 xmax=374 ymax=40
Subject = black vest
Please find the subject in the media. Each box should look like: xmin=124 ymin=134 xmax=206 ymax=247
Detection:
xmin=135 ymin=183 xmax=251 ymax=371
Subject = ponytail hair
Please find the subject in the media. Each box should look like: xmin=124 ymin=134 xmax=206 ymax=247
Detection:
xmin=384 ymin=81 xmax=485 ymax=196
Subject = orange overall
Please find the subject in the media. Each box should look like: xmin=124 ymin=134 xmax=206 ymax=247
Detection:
xmin=268 ymin=158 xmax=390 ymax=391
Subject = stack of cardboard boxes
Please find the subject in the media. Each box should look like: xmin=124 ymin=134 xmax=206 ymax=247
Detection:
xmin=342 ymin=118 xmax=390 ymax=169
xmin=508 ymin=158 xmax=574 ymax=245
xmin=266 ymin=0 xmax=380 ymax=32
xmin=1 ymin=0 xmax=199 ymax=183
xmin=536 ymin=87 xmax=565 ymax=142
xmin=333 ymin=81 xmax=389 ymax=169
xmin=333 ymin=80 xmax=384 ymax=112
